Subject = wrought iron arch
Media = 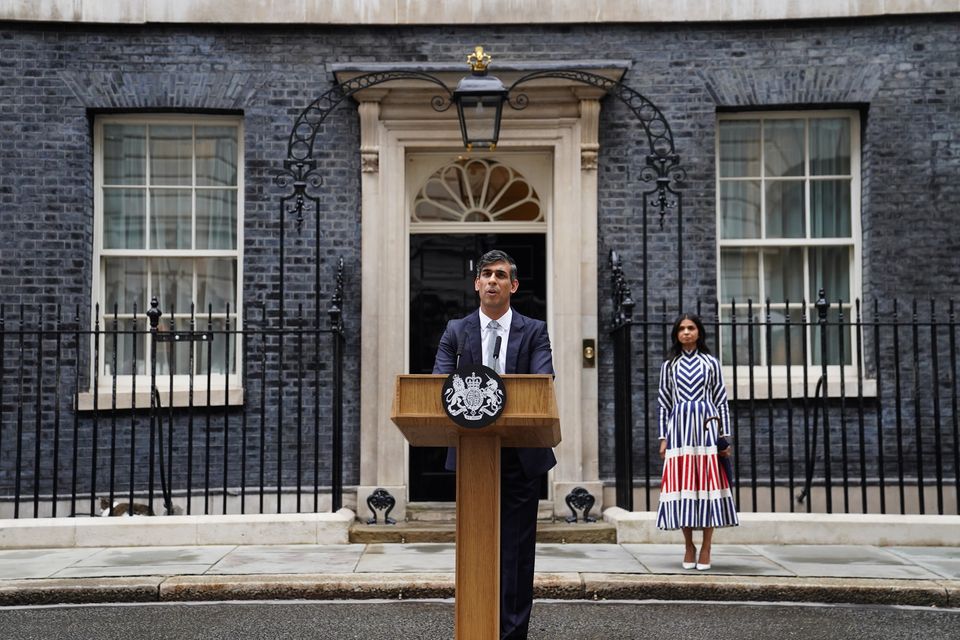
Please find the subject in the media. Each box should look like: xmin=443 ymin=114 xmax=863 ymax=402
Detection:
xmin=505 ymin=69 xmax=688 ymax=311
xmin=273 ymin=71 xmax=455 ymax=322
xmin=275 ymin=66 xmax=688 ymax=315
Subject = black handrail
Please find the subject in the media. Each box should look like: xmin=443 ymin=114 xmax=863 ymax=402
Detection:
xmin=152 ymin=387 xmax=174 ymax=516
xmin=797 ymin=375 xmax=826 ymax=507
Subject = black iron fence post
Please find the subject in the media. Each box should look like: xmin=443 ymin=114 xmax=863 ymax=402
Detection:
xmin=296 ymin=303 xmax=304 ymax=513
xmin=32 ymin=306 xmax=43 ymax=518
xmin=0 ymin=306 xmax=4 ymax=510
xmin=731 ymin=300 xmax=742 ymax=505
xmin=785 ymin=300 xmax=796 ymax=512
xmin=930 ymin=299 xmax=944 ymax=514
xmin=950 ymin=299 xmax=960 ymax=515
xmin=855 ymin=300 xmax=868 ymax=513
xmin=71 ymin=305 xmax=81 ymax=516
xmin=15 ymin=305 xmax=25 ymax=519
xmin=816 ymin=289 xmax=832 ymax=513
xmin=911 ymin=299 xmax=926 ymax=513
xmin=128 ymin=303 xmax=139 ymax=517
xmin=893 ymin=299 xmax=906 ymax=514
xmin=53 ymin=307 xmax=63 ymax=517
xmin=872 ymin=298 xmax=886 ymax=514
xmin=609 ymin=250 xmax=634 ymax=511
xmin=223 ymin=303 xmax=232 ymax=516
xmin=147 ymin=298 xmax=161 ymax=515
xmin=329 ymin=257 xmax=345 ymax=513
xmin=747 ymin=298 xmax=757 ymax=510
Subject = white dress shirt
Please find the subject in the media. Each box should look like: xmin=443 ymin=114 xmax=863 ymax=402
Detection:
xmin=479 ymin=307 xmax=512 ymax=371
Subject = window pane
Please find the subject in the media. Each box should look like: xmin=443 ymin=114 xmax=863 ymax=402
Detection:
xmin=150 ymin=189 xmax=192 ymax=249
xmin=155 ymin=317 xmax=192 ymax=376
xmin=196 ymin=126 xmax=238 ymax=186
xmin=765 ymin=180 xmax=805 ymax=238
xmin=767 ymin=308 xmax=805 ymax=366
xmin=808 ymin=247 xmax=850 ymax=303
xmin=196 ymin=319 xmax=237 ymax=375
xmin=810 ymin=118 xmax=850 ymax=175
xmin=720 ymin=249 xmax=760 ymax=303
xmin=763 ymin=247 xmax=804 ymax=302
xmin=197 ymin=258 xmax=237 ymax=313
xmin=196 ymin=190 xmax=237 ymax=250
xmin=103 ymin=257 xmax=146 ymax=314
xmin=150 ymin=125 xmax=193 ymax=186
xmin=103 ymin=124 xmax=146 ymax=185
xmin=102 ymin=319 xmax=146 ymax=376
xmin=720 ymin=180 xmax=760 ymax=239
xmin=150 ymin=258 xmax=193 ymax=314
xmin=764 ymin=119 xmax=804 ymax=177
xmin=811 ymin=307 xmax=854 ymax=366
xmin=811 ymin=179 xmax=851 ymax=237
xmin=719 ymin=120 xmax=760 ymax=177
xmin=103 ymin=188 xmax=145 ymax=249
xmin=720 ymin=307 xmax=761 ymax=366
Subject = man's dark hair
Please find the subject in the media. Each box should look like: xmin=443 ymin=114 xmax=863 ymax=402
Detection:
xmin=476 ymin=250 xmax=518 ymax=281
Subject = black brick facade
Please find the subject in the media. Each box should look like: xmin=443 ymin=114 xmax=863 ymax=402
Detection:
xmin=0 ymin=17 xmax=958 ymax=505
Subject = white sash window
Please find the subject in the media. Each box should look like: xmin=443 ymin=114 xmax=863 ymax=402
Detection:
xmin=91 ymin=115 xmax=243 ymax=399
xmin=717 ymin=111 xmax=863 ymax=392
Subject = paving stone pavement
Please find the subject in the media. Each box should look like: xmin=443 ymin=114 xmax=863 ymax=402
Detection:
xmin=1 ymin=543 xmax=958 ymax=607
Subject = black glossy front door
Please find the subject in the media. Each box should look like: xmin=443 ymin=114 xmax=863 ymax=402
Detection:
xmin=409 ymin=233 xmax=547 ymax=502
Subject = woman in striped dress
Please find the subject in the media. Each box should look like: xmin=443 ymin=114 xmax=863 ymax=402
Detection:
xmin=657 ymin=313 xmax=738 ymax=570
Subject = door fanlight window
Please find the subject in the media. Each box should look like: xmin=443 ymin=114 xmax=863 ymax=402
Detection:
xmin=412 ymin=158 xmax=543 ymax=223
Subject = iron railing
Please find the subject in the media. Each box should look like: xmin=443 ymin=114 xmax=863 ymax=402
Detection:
xmin=0 ymin=265 xmax=347 ymax=519
xmin=610 ymin=259 xmax=959 ymax=515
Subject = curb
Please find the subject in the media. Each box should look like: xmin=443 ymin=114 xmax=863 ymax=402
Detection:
xmin=0 ymin=576 xmax=163 ymax=606
xmin=2 ymin=573 xmax=957 ymax=608
xmin=577 ymin=574 xmax=958 ymax=608
xmin=160 ymin=573 xmax=454 ymax=602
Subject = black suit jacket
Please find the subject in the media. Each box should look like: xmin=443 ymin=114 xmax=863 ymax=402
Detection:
xmin=432 ymin=308 xmax=558 ymax=478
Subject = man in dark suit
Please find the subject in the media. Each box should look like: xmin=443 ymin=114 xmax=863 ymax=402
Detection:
xmin=432 ymin=249 xmax=556 ymax=640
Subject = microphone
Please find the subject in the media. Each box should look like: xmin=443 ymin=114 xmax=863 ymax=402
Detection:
xmin=492 ymin=335 xmax=503 ymax=371
xmin=455 ymin=330 xmax=468 ymax=368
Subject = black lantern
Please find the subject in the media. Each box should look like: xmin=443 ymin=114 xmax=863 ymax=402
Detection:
xmin=452 ymin=46 xmax=509 ymax=150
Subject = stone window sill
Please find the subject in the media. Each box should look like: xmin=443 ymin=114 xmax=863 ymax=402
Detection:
xmin=77 ymin=387 xmax=244 ymax=411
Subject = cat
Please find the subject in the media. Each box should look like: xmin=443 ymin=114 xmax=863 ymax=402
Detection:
xmin=99 ymin=497 xmax=155 ymax=517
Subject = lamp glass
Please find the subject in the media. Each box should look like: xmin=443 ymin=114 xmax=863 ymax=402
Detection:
xmin=457 ymin=95 xmax=503 ymax=148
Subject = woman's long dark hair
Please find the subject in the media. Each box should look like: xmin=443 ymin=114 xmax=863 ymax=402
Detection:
xmin=666 ymin=313 xmax=712 ymax=360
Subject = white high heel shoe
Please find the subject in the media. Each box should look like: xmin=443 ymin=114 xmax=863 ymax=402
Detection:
xmin=682 ymin=561 xmax=696 ymax=569
xmin=696 ymin=562 xmax=711 ymax=571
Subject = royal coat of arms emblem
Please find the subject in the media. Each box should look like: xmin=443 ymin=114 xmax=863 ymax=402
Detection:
xmin=442 ymin=365 xmax=506 ymax=428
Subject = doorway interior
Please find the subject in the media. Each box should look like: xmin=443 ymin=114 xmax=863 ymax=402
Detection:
xmin=408 ymin=233 xmax=547 ymax=501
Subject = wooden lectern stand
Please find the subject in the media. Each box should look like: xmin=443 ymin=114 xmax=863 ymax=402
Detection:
xmin=391 ymin=374 xmax=561 ymax=640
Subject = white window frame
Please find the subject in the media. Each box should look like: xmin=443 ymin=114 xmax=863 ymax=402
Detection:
xmin=84 ymin=114 xmax=245 ymax=409
xmin=715 ymin=110 xmax=869 ymax=398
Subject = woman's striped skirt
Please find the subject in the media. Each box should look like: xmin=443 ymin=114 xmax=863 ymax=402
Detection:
xmin=657 ymin=400 xmax=739 ymax=530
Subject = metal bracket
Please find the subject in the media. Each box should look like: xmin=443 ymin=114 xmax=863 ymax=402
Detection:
xmin=564 ymin=486 xmax=597 ymax=523
xmin=366 ymin=488 xmax=397 ymax=525
xmin=155 ymin=331 xmax=214 ymax=343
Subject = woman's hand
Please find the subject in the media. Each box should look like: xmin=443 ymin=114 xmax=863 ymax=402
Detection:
xmin=659 ymin=440 xmax=667 ymax=460
xmin=718 ymin=442 xmax=732 ymax=458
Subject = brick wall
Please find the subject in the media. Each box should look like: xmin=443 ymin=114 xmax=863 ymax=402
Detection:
xmin=0 ymin=17 xmax=958 ymax=500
